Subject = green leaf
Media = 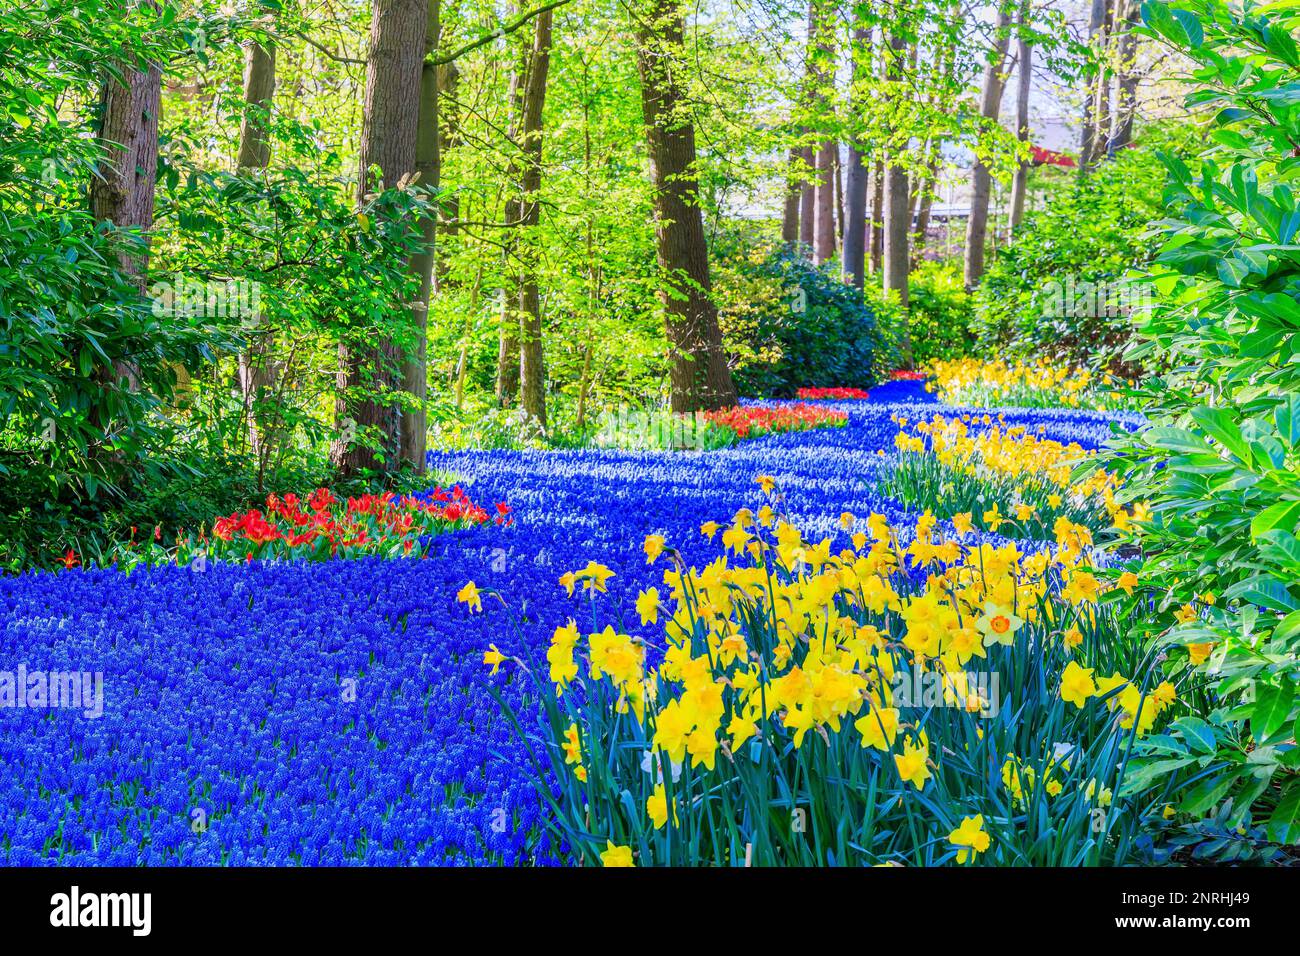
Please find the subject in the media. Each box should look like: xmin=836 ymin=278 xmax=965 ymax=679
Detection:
xmin=1277 ymin=395 xmax=1300 ymax=447
xmin=1251 ymin=677 xmax=1296 ymax=742
xmin=1172 ymin=716 xmax=1217 ymax=754
xmin=1267 ymin=784 xmax=1300 ymax=844
xmin=1179 ymin=773 xmax=1236 ymax=816
xmin=1192 ymin=405 xmax=1254 ymax=464
xmin=1251 ymin=500 xmax=1300 ymax=539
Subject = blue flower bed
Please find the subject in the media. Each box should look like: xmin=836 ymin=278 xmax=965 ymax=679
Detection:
xmin=0 ymin=387 xmax=1140 ymax=864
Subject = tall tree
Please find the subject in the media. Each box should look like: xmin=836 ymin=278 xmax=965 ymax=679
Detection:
xmin=962 ymin=0 xmax=1014 ymax=288
xmin=798 ymin=144 xmax=815 ymax=250
xmin=235 ymin=17 xmax=276 ymax=457
xmin=881 ymin=27 xmax=911 ymax=314
xmin=1008 ymin=0 xmax=1033 ymax=230
xmin=512 ymin=8 xmax=553 ymax=430
xmin=1106 ymin=0 xmax=1140 ymax=154
xmin=1078 ymin=0 xmax=1111 ymax=173
xmin=91 ymin=28 xmax=163 ymax=408
xmin=841 ymin=20 xmax=871 ymax=290
xmin=809 ymin=0 xmax=836 ymax=265
xmin=631 ymin=0 xmax=737 ymax=412
xmin=495 ymin=21 xmax=529 ymax=406
xmin=400 ymin=0 xmax=441 ymax=471
xmin=780 ymin=147 xmax=802 ymax=244
xmin=334 ymin=0 xmax=426 ymax=476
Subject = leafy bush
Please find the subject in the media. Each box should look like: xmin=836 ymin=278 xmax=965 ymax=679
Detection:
xmin=973 ymin=123 xmax=1194 ymax=373
xmin=715 ymin=242 xmax=896 ymax=397
xmin=906 ymin=261 xmax=976 ymax=365
xmin=1102 ymin=0 xmax=1300 ymax=853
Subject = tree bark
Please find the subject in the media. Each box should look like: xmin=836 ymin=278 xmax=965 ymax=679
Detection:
xmin=334 ymin=0 xmax=426 ymax=476
xmin=962 ymin=0 xmax=1014 ymax=288
xmin=632 ymin=0 xmax=737 ymax=412
xmin=495 ymin=21 xmax=529 ymax=407
xmin=809 ymin=0 xmax=836 ymax=265
xmin=1106 ymin=0 xmax=1140 ymax=154
xmin=798 ymin=144 xmax=815 ymax=250
xmin=236 ymin=31 xmax=276 ymax=460
xmin=1078 ymin=0 xmax=1110 ymax=173
xmin=841 ymin=23 xmax=870 ymax=290
xmin=842 ymin=145 xmax=867 ymax=289
xmin=1008 ymin=0 xmax=1032 ymax=230
xmin=513 ymin=9 xmax=553 ymax=430
xmin=92 ymin=64 xmax=162 ymax=289
xmin=780 ymin=147 xmax=801 ymax=244
xmin=91 ymin=50 xmax=162 ymax=411
xmin=882 ymin=160 xmax=910 ymax=308
xmin=399 ymin=0 xmax=441 ymax=470
xmin=868 ymin=158 xmax=883 ymax=274
xmin=881 ymin=29 xmax=910 ymax=314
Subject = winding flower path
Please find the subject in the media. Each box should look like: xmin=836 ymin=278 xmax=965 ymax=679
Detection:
xmin=0 ymin=381 xmax=1140 ymax=864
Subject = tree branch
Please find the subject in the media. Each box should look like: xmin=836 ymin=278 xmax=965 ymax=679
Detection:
xmin=430 ymin=0 xmax=573 ymax=66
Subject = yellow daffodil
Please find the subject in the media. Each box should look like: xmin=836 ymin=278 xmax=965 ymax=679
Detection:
xmin=1060 ymin=660 xmax=1097 ymax=708
xmin=456 ymin=581 xmax=482 ymax=613
xmin=600 ymin=841 xmax=634 ymax=867
xmin=948 ymin=814 xmax=991 ymax=863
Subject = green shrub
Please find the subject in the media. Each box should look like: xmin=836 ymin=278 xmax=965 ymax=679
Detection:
xmin=1102 ymin=0 xmax=1300 ymax=853
xmin=973 ymin=123 xmax=1193 ymax=373
xmin=905 ymin=261 xmax=976 ymax=365
xmin=715 ymin=242 xmax=897 ymax=397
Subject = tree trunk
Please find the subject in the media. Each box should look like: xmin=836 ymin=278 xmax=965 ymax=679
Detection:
xmin=798 ymin=144 xmax=815 ymax=251
xmin=1107 ymin=0 xmax=1140 ymax=154
xmin=236 ymin=32 xmax=276 ymax=460
xmin=962 ymin=0 xmax=1014 ymax=288
xmin=92 ymin=65 xmax=162 ymax=289
xmin=633 ymin=0 xmax=737 ymax=412
xmin=514 ymin=9 xmax=553 ymax=430
xmin=910 ymin=146 xmax=939 ymax=267
xmin=399 ymin=0 xmax=441 ymax=471
xmin=881 ymin=29 xmax=910 ymax=315
xmin=809 ymin=0 xmax=836 ymax=265
xmin=1078 ymin=0 xmax=1110 ymax=173
xmin=334 ymin=0 xmax=426 ymax=476
xmin=433 ymin=59 xmax=460 ymax=293
xmin=882 ymin=161 xmax=910 ymax=309
xmin=495 ymin=19 xmax=529 ymax=407
xmin=814 ymin=141 xmax=836 ymax=264
xmin=868 ymin=159 xmax=883 ymax=274
xmin=780 ymin=147 xmax=801 ymax=244
xmin=91 ymin=52 xmax=162 ymax=412
xmin=842 ymin=145 xmax=867 ymax=289
xmin=1008 ymin=0 xmax=1032 ymax=230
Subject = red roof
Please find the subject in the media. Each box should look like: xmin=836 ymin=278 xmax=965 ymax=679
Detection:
xmin=1030 ymin=145 xmax=1077 ymax=168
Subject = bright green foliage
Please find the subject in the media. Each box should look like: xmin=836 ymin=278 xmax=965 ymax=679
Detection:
xmin=974 ymin=125 xmax=1192 ymax=372
xmin=904 ymin=261 xmax=976 ymax=365
xmin=1104 ymin=0 xmax=1300 ymax=854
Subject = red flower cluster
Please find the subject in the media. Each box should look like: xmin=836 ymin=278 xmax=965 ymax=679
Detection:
xmin=890 ymin=369 xmax=928 ymax=381
xmin=795 ymin=386 xmax=871 ymax=400
xmin=702 ymin=404 xmax=848 ymax=441
xmin=203 ymin=486 xmax=507 ymax=563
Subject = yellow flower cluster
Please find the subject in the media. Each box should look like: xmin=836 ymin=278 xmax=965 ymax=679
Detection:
xmin=891 ymin=412 xmax=1149 ymax=530
xmin=528 ymin=492 xmax=1139 ymax=825
xmin=925 ymin=358 xmax=1116 ymax=409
